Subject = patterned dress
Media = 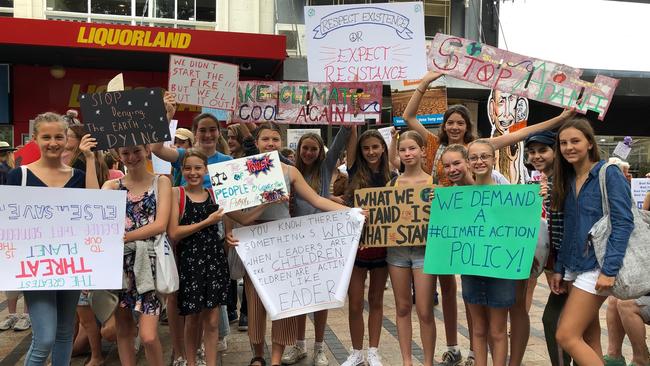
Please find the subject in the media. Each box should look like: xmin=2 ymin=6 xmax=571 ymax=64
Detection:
xmin=177 ymin=191 xmax=229 ymax=315
xmin=118 ymin=178 xmax=163 ymax=315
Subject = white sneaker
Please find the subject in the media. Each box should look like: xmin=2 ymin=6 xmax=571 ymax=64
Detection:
xmin=367 ymin=347 xmax=383 ymax=366
xmin=0 ymin=314 xmax=18 ymax=331
xmin=281 ymin=344 xmax=307 ymax=364
xmin=341 ymin=349 xmax=365 ymax=366
xmin=216 ymin=338 xmax=227 ymax=352
xmin=13 ymin=314 xmax=31 ymax=331
xmin=313 ymin=348 xmax=329 ymax=366
xmin=172 ymin=356 xmax=187 ymax=366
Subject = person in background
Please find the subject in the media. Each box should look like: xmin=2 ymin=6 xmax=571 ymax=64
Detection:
xmin=174 ymin=128 xmax=194 ymax=150
xmin=608 ymin=157 xmax=632 ymax=183
xmin=604 ymin=295 xmax=650 ymax=366
xmin=105 ymin=152 xmax=125 ymax=180
xmin=280 ymin=147 xmax=296 ymax=164
xmin=0 ymin=140 xmax=16 ymax=184
xmin=7 ymin=112 xmax=99 ymax=365
xmin=551 ymin=118 xmax=634 ymax=366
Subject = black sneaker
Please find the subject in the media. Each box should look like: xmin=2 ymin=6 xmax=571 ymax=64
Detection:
xmin=228 ymin=311 xmax=238 ymax=324
xmin=238 ymin=314 xmax=248 ymax=331
xmin=433 ymin=291 xmax=439 ymax=306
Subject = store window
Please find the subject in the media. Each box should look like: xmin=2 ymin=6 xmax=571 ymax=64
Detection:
xmin=196 ymin=0 xmax=215 ymax=21
xmin=91 ymin=0 xmax=131 ymax=16
xmin=46 ymin=0 xmax=88 ymax=13
xmin=598 ymin=136 xmax=650 ymax=177
xmin=155 ymin=0 xmax=174 ymax=18
xmin=277 ymin=0 xmax=304 ymax=24
xmin=0 ymin=0 xmax=13 ymax=7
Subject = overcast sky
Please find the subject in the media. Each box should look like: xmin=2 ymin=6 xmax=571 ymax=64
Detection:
xmin=498 ymin=0 xmax=650 ymax=72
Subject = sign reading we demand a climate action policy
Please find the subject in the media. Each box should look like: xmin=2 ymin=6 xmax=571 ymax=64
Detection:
xmin=424 ymin=185 xmax=542 ymax=280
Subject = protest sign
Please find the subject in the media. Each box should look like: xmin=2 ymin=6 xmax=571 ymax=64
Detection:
xmin=107 ymin=73 xmax=124 ymax=92
xmin=631 ymin=178 xmax=650 ymax=209
xmin=202 ymin=107 xmax=231 ymax=122
xmin=168 ymin=55 xmax=239 ymax=110
xmin=378 ymin=127 xmax=393 ymax=148
xmin=152 ymin=119 xmax=178 ymax=175
xmin=287 ymin=129 xmax=321 ymax=151
xmin=355 ymin=185 xmax=432 ymax=247
xmin=207 ymin=151 xmax=287 ymax=213
xmin=80 ymin=88 xmax=171 ymax=150
xmin=277 ymin=81 xmax=382 ymax=124
xmin=234 ymin=208 xmax=365 ymax=320
xmin=391 ymin=86 xmax=447 ymax=126
xmin=428 ymin=33 xmax=619 ymax=120
xmin=424 ymin=184 xmax=542 ymax=280
xmin=233 ymin=81 xmax=279 ymax=124
xmin=0 ymin=186 xmax=126 ymax=291
xmin=304 ymin=2 xmax=426 ymax=82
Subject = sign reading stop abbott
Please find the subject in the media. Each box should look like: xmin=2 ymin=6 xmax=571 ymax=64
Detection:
xmin=80 ymin=88 xmax=171 ymax=150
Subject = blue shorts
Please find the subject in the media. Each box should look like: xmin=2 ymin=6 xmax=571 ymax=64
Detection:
xmin=386 ymin=246 xmax=426 ymax=269
xmin=461 ymin=275 xmax=516 ymax=308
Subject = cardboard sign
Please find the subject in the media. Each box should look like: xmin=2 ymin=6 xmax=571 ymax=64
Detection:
xmin=424 ymin=184 xmax=542 ymax=280
xmin=428 ymin=33 xmax=619 ymax=120
xmin=631 ymin=178 xmax=650 ymax=209
xmin=355 ymin=185 xmax=432 ymax=247
xmin=0 ymin=186 xmax=126 ymax=291
xmin=287 ymin=129 xmax=321 ymax=151
xmin=80 ymin=88 xmax=171 ymax=150
xmin=202 ymin=107 xmax=231 ymax=121
xmin=234 ymin=208 xmax=365 ymax=320
xmin=13 ymin=141 xmax=40 ymax=166
xmin=305 ymin=2 xmax=427 ymax=82
xmin=277 ymin=81 xmax=382 ymax=124
xmin=107 ymin=73 xmax=124 ymax=92
xmin=207 ymin=151 xmax=288 ymax=213
xmin=232 ymin=81 xmax=279 ymax=124
xmin=391 ymin=86 xmax=447 ymax=126
xmin=168 ymin=55 xmax=239 ymax=110
xmin=151 ymin=120 xmax=178 ymax=175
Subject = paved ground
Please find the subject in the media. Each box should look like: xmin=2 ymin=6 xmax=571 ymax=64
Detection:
xmin=0 ymin=277 xmax=636 ymax=365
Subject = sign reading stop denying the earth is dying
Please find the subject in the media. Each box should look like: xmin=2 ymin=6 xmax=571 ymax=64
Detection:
xmin=428 ymin=33 xmax=619 ymax=120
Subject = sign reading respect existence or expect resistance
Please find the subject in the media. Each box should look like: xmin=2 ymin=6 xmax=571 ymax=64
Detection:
xmin=0 ymin=186 xmax=126 ymax=291
xmin=424 ymin=184 xmax=542 ymax=280
xmin=232 ymin=80 xmax=383 ymax=125
xmin=355 ymin=185 xmax=432 ymax=247
xmin=207 ymin=151 xmax=288 ymax=213
xmin=168 ymin=55 xmax=239 ymax=110
xmin=80 ymin=88 xmax=171 ymax=150
xmin=234 ymin=209 xmax=365 ymax=320
xmin=428 ymin=33 xmax=619 ymax=121
xmin=304 ymin=2 xmax=426 ymax=82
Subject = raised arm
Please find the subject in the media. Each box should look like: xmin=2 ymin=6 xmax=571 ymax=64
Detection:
xmin=125 ymin=176 xmax=173 ymax=242
xmin=387 ymin=127 xmax=400 ymax=171
xmin=403 ymin=71 xmax=443 ymax=140
xmin=345 ymin=125 xmax=358 ymax=168
xmin=489 ymin=109 xmax=576 ymax=150
xmin=290 ymin=165 xmax=347 ymax=212
xmin=323 ymin=126 xmax=351 ymax=175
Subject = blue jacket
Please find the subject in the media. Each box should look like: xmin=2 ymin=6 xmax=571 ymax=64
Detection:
xmin=555 ymin=160 xmax=634 ymax=277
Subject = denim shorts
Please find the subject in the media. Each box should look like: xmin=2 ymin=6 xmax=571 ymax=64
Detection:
xmin=461 ymin=275 xmax=517 ymax=308
xmin=386 ymin=246 xmax=426 ymax=269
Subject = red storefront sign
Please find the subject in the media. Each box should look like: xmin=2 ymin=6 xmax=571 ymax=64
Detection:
xmin=0 ymin=18 xmax=285 ymax=60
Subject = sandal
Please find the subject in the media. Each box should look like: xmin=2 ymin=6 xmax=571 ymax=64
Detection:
xmin=248 ymin=356 xmax=266 ymax=366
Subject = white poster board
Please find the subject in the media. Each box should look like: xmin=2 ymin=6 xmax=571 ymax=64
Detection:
xmin=152 ymin=119 xmax=178 ymax=175
xmin=234 ymin=208 xmax=365 ymax=320
xmin=0 ymin=186 xmax=126 ymax=291
xmin=378 ymin=127 xmax=393 ymax=148
xmin=168 ymin=55 xmax=239 ymax=110
xmin=304 ymin=2 xmax=426 ymax=82
xmin=287 ymin=129 xmax=321 ymax=151
xmin=631 ymin=178 xmax=650 ymax=209
xmin=207 ymin=151 xmax=288 ymax=213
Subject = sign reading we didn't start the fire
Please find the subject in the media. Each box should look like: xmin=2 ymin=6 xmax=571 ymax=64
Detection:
xmin=0 ymin=186 xmax=126 ymax=291
xmin=168 ymin=54 xmax=239 ymax=110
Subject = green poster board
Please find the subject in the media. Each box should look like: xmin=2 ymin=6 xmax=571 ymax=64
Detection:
xmin=424 ymin=184 xmax=542 ymax=280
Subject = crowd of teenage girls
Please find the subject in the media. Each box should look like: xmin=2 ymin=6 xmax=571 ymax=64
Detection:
xmin=1 ymin=70 xmax=648 ymax=366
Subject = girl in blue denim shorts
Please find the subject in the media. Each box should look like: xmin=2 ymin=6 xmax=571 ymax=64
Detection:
xmin=462 ymin=140 xmax=517 ymax=366
xmin=550 ymin=118 xmax=633 ymax=365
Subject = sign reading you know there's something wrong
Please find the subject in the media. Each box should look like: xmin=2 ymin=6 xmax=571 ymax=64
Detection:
xmin=424 ymin=184 xmax=542 ymax=280
xmin=0 ymin=186 xmax=126 ymax=291
xmin=234 ymin=208 xmax=365 ymax=320
xmin=304 ymin=2 xmax=426 ymax=82
xmin=80 ymin=88 xmax=171 ymax=150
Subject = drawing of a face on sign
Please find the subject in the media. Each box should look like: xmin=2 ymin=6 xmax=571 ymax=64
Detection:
xmin=487 ymin=89 xmax=529 ymax=184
